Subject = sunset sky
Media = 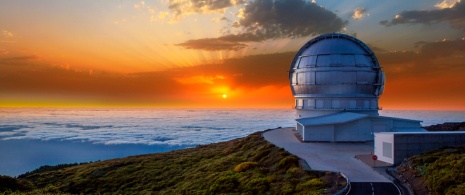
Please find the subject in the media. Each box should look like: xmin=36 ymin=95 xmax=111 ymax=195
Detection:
xmin=1 ymin=0 xmax=465 ymax=110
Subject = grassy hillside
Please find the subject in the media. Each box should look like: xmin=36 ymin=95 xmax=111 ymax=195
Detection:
xmin=1 ymin=131 xmax=346 ymax=194
xmin=396 ymin=145 xmax=465 ymax=195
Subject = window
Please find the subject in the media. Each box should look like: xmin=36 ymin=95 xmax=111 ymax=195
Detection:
xmin=383 ymin=142 xmax=392 ymax=158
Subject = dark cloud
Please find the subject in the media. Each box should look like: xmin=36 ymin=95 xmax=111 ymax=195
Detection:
xmin=176 ymin=0 xmax=347 ymax=51
xmin=380 ymin=1 xmax=465 ymax=31
xmin=175 ymin=37 xmax=248 ymax=51
xmin=0 ymin=55 xmax=37 ymax=62
xmin=0 ymin=52 xmax=294 ymax=105
xmin=171 ymin=52 xmax=295 ymax=88
xmin=168 ymin=0 xmax=245 ymax=17
xmin=375 ymin=38 xmax=465 ymax=78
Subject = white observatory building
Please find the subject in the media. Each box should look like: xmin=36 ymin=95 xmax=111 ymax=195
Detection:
xmin=289 ymin=33 xmax=424 ymax=142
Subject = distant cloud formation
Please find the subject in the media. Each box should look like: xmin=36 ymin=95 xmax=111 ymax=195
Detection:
xmin=175 ymin=36 xmax=248 ymax=51
xmin=352 ymin=8 xmax=367 ymax=20
xmin=2 ymin=30 xmax=13 ymax=38
xmin=380 ymin=1 xmax=465 ymax=31
xmin=435 ymin=0 xmax=461 ymax=9
xmin=0 ymin=51 xmax=294 ymax=106
xmin=168 ymin=0 xmax=245 ymax=19
xmin=376 ymin=38 xmax=465 ymax=77
xmin=176 ymin=0 xmax=346 ymax=51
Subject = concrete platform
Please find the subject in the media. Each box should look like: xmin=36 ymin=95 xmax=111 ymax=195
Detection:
xmin=263 ymin=128 xmax=390 ymax=182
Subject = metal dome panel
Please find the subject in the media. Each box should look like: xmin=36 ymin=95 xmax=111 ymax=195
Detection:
xmin=289 ymin=33 xmax=385 ymax=116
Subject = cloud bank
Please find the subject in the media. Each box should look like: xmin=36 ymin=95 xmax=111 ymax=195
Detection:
xmin=168 ymin=0 xmax=245 ymax=19
xmin=380 ymin=1 xmax=465 ymax=31
xmin=176 ymin=0 xmax=347 ymax=51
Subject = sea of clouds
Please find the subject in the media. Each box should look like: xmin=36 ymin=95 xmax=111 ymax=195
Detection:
xmin=0 ymin=108 xmax=296 ymax=146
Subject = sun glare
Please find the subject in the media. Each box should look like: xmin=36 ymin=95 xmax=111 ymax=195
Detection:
xmin=222 ymin=94 xmax=227 ymax=99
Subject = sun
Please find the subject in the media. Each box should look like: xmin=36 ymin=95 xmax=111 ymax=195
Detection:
xmin=222 ymin=94 xmax=227 ymax=99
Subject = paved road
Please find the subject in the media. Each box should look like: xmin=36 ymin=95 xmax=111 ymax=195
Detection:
xmin=349 ymin=182 xmax=400 ymax=195
xmin=263 ymin=128 xmax=389 ymax=182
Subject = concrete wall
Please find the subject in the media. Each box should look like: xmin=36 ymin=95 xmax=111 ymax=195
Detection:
xmin=297 ymin=123 xmax=304 ymax=137
xmin=393 ymin=120 xmax=420 ymax=129
xmin=334 ymin=119 xmax=372 ymax=141
xmin=303 ymin=124 xmax=334 ymax=142
xmin=375 ymin=132 xmax=465 ymax=165
xmin=298 ymin=115 xmax=421 ymax=142
xmin=374 ymin=133 xmax=395 ymax=164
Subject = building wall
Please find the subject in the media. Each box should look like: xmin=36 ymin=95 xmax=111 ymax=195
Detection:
xmin=297 ymin=123 xmax=304 ymax=137
xmin=392 ymin=120 xmax=421 ymax=129
xmin=303 ymin=124 xmax=334 ymax=142
xmin=298 ymin=115 xmax=422 ymax=142
xmin=296 ymin=109 xmax=340 ymax=118
xmin=334 ymin=119 xmax=372 ymax=141
xmin=374 ymin=133 xmax=395 ymax=164
xmin=374 ymin=132 xmax=465 ymax=165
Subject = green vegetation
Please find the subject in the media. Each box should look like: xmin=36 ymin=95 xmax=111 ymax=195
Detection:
xmin=400 ymin=145 xmax=465 ymax=195
xmin=0 ymin=131 xmax=345 ymax=194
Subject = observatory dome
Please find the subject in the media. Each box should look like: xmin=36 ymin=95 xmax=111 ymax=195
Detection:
xmin=289 ymin=33 xmax=385 ymax=118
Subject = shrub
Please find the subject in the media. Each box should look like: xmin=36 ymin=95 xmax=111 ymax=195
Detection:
xmin=286 ymin=167 xmax=303 ymax=177
xmin=209 ymin=175 xmax=238 ymax=193
xmin=243 ymin=178 xmax=269 ymax=193
xmin=296 ymin=178 xmax=324 ymax=191
xmin=277 ymin=156 xmax=299 ymax=170
xmin=0 ymin=176 xmax=35 ymax=192
xmin=234 ymin=162 xmax=259 ymax=172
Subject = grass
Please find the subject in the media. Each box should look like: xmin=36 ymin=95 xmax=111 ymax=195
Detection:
xmin=402 ymin=145 xmax=465 ymax=195
xmin=0 ymin=131 xmax=345 ymax=194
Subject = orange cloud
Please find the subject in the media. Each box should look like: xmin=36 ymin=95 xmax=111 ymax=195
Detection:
xmin=2 ymin=41 xmax=465 ymax=110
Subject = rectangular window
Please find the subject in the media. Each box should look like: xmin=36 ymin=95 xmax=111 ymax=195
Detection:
xmin=383 ymin=142 xmax=392 ymax=158
xmin=307 ymin=99 xmax=315 ymax=108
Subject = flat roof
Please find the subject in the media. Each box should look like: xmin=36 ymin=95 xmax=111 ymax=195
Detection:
xmin=296 ymin=112 xmax=367 ymax=126
xmin=296 ymin=112 xmax=422 ymax=126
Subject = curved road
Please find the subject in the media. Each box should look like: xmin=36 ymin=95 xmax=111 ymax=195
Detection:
xmin=349 ymin=182 xmax=400 ymax=195
xmin=263 ymin=128 xmax=389 ymax=182
xmin=263 ymin=128 xmax=402 ymax=194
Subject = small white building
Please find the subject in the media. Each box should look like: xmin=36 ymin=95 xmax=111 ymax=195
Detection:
xmin=374 ymin=131 xmax=465 ymax=164
xmin=296 ymin=112 xmax=423 ymax=142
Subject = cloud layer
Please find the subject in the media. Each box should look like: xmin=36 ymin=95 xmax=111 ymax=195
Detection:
xmin=0 ymin=52 xmax=295 ymax=107
xmin=373 ymin=38 xmax=465 ymax=109
xmin=168 ymin=0 xmax=245 ymax=19
xmin=0 ymin=109 xmax=294 ymax=145
xmin=380 ymin=1 xmax=465 ymax=31
xmin=176 ymin=0 xmax=346 ymax=50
